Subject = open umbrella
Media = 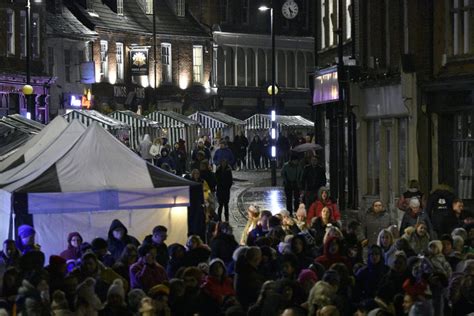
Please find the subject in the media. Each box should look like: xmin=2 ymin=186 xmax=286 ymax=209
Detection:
xmin=291 ymin=143 xmax=323 ymax=153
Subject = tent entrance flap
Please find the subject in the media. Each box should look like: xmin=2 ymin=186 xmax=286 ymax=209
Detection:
xmin=27 ymin=186 xmax=190 ymax=213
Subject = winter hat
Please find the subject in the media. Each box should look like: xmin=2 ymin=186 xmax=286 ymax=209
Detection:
xmin=279 ymin=209 xmax=290 ymax=218
xmin=452 ymin=227 xmax=468 ymax=241
xmin=297 ymin=269 xmax=318 ymax=284
xmin=209 ymin=258 xmax=226 ymax=271
xmin=386 ymin=250 xmax=407 ymax=270
xmin=409 ymin=198 xmax=420 ymax=208
xmin=452 ymin=235 xmax=464 ymax=252
xmin=107 ymin=278 xmax=125 ymax=301
xmin=127 ymin=289 xmax=146 ymax=312
xmin=148 ymin=284 xmax=170 ymax=298
xmin=428 ymin=240 xmax=443 ymax=254
xmin=296 ymin=204 xmax=307 ymax=218
xmin=18 ymin=224 xmax=35 ymax=239
xmin=76 ymin=277 xmax=97 ymax=300
xmin=51 ymin=290 xmax=69 ymax=311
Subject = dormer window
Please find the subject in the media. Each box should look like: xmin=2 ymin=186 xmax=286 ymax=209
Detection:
xmin=176 ymin=0 xmax=185 ymax=17
xmin=117 ymin=0 xmax=123 ymax=15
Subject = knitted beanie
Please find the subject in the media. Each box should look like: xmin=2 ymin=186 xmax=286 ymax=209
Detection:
xmin=296 ymin=204 xmax=307 ymax=218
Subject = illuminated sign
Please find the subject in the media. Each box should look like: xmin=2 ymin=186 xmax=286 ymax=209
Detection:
xmin=130 ymin=49 xmax=149 ymax=76
xmin=70 ymin=95 xmax=82 ymax=107
xmin=312 ymin=67 xmax=339 ymax=105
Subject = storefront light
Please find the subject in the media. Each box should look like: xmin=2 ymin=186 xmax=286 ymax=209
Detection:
xmin=271 ymin=110 xmax=276 ymax=121
xmin=271 ymin=145 xmax=276 ymax=158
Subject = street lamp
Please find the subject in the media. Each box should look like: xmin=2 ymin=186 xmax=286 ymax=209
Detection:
xmin=259 ymin=3 xmax=277 ymax=187
xmin=22 ymin=0 xmax=41 ymax=120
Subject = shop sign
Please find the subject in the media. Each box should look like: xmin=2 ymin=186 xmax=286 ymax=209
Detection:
xmin=130 ymin=49 xmax=149 ymax=76
xmin=312 ymin=67 xmax=339 ymax=105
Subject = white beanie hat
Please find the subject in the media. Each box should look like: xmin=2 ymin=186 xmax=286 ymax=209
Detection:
xmin=107 ymin=278 xmax=125 ymax=301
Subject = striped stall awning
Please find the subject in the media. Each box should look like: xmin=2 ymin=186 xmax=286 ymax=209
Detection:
xmin=245 ymin=114 xmax=314 ymax=130
xmin=147 ymin=111 xmax=200 ymax=153
xmin=109 ymin=111 xmax=162 ymax=150
xmin=63 ymin=110 xmax=130 ymax=141
xmin=188 ymin=111 xmax=245 ymax=141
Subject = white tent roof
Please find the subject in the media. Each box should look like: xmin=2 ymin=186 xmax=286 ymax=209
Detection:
xmin=0 ymin=116 xmax=69 ymax=173
xmin=245 ymin=114 xmax=314 ymax=129
xmin=0 ymin=119 xmax=87 ymax=190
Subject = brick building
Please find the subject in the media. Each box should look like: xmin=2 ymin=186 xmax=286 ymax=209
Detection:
xmin=0 ymin=0 xmax=51 ymax=121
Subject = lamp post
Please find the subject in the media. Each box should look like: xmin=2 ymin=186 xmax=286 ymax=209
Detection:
xmin=259 ymin=3 xmax=277 ymax=187
xmin=22 ymin=0 xmax=41 ymax=120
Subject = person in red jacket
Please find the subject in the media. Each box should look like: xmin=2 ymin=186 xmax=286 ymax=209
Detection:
xmin=200 ymin=258 xmax=235 ymax=305
xmin=129 ymin=244 xmax=168 ymax=292
xmin=306 ymin=187 xmax=341 ymax=225
xmin=314 ymin=236 xmax=351 ymax=270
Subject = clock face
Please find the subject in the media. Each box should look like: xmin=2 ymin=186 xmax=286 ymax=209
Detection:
xmin=282 ymin=0 xmax=299 ymax=19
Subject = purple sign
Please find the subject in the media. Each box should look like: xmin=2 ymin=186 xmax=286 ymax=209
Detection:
xmin=313 ymin=68 xmax=339 ymax=105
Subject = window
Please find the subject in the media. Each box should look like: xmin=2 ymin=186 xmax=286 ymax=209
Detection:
xmin=451 ymin=0 xmax=474 ymax=55
xmin=367 ymin=120 xmax=380 ymax=195
xmin=346 ymin=0 xmax=351 ymax=40
xmin=145 ymin=0 xmax=153 ymax=14
xmin=116 ymin=42 xmax=124 ymax=81
xmin=161 ymin=43 xmax=172 ymax=83
xmin=100 ymin=40 xmax=108 ymax=80
xmin=193 ymin=45 xmax=203 ymax=83
xmin=454 ymin=112 xmax=474 ymax=198
xmin=20 ymin=11 xmax=26 ymax=57
xmin=398 ymin=118 xmax=408 ymax=195
xmin=328 ymin=0 xmax=336 ymax=46
xmin=64 ymin=49 xmax=71 ymax=83
xmin=219 ymin=0 xmax=228 ymax=23
xmin=32 ymin=13 xmax=40 ymax=58
xmin=321 ymin=1 xmax=326 ymax=49
xmin=176 ymin=0 xmax=185 ymax=17
xmin=7 ymin=10 xmax=14 ymax=55
xmin=242 ymin=0 xmax=249 ymax=24
xmin=85 ymin=41 xmax=93 ymax=62
xmin=117 ymin=0 xmax=123 ymax=15
xmin=48 ymin=47 xmax=54 ymax=76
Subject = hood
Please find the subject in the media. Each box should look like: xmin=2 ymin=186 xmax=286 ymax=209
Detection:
xmin=323 ymin=236 xmax=340 ymax=256
xmin=367 ymin=245 xmax=385 ymax=269
xmin=67 ymin=232 xmax=82 ymax=247
xmin=209 ymin=258 xmax=227 ymax=275
xmin=428 ymin=240 xmax=443 ymax=255
xmin=317 ymin=187 xmax=330 ymax=202
xmin=108 ymin=219 xmax=128 ymax=238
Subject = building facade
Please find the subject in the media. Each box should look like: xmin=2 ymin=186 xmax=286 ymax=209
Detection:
xmin=192 ymin=0 xmax=316 ymax=119
xmin=0 ymin=0 xmax=51 ymax=121
xmin=312 ymin=0 xmax=432 ymax=212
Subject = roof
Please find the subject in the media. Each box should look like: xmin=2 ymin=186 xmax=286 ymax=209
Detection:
xmin=246 ymin=114 xmax=314 ymax=128
xmin=150 ymin=111 xmax=200 ymax=126
xmin=64 ymin=110 xmax=130 ymax=129
xmin=1 ymin=115 xmax=44 ymax=133
xmin=68 ymin=0 xmax=209 ymax=37
xmin=46 ymin=6 xmax=97 ymax=39
xmin=110 ymin=111 xmax=162 ymax=127
xmin=0 ymin=122 xmax=31 ymax=157
xmin=193 ymin=111 xmax=245 ymax=126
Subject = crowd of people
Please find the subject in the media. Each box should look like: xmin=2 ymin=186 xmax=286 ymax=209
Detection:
xmin=0 ymin=177 xmax=473 ymax=315
xmin=134 ymin=131 xmax=314 ymax=175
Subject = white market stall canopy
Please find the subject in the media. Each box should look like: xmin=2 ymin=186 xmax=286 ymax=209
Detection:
xmin=0 ymin=115 xmax=45 ymax=160
xmin=109 ymin=110 xmax=162 ymax=150
xmin=189 ymin=111 xmax=245 ymax=141
xmin=245 ymin=114 xmax=314 ymax=130
xmin=0 ymin=116 xmax=68 ymax=172
xmin=0 ymin=122 xmax=199 ymax=258
xmin=63 ymin=110 xmax=130 ymax=140
xmin=147 ymin=111 xmax=200 ymax=153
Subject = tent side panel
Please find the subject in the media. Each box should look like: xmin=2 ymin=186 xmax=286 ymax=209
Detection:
xmin=33 ymin=207 xmax=188 ymax=260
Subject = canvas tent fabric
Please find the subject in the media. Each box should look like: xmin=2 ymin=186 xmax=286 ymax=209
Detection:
xmin=188 ymin=111 xmax=245 ymax=141
xmin=0 ymin=116 xmax=69 ymax=172
xmin=245 ymin=114 xmax=314 ymax=130
xmin=2 ymin=114 xmax=45 ymax=132
xmin=109 ymin=110 xmax=162 ymax=150
xmin=147 ymin=111 xmax=200 ymax=154
xmin=63 ymin=110 xmax=130 ymax=140
xmin=0 ymin=122 xmax=204 ymax=258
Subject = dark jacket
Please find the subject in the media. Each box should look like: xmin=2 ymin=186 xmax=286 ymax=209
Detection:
xmin=210 ymin=233 xmax=238 ymax=265
xmin=361 ymin=208 xmax=393 ymax=246
xmin=301 ymin=164 xmax=326 ymax=192
xmin=281 ymin=161 xmax=303 ymax=189
xmin=249 ymin=138 xmax=262 ymax=157
xmin=59 ymin=232 xmax=82 ymax=260
xmin=355 ymin=247 xmax=389 ymax=301
xmin=107 ymin=219 xmax=140 ymax=261
xmin=234 ymin=260 xmax=265 ymax=309
xmin=184 ymin=246 xmax=211 ymax=267
xmin=213 ymin=147 xmax=235 ymax=166
xmin=142 ymin=235 xmax=169 ymax=268
xmin=425 ymin=188 xmax=455 ymax=235
xmin=215 ymin=165 xmax=233 ymax=203
xmin=399 ymin=210 xmax=434 ymax=237
xmin=200 ymin=169 xmax=217 ymax=192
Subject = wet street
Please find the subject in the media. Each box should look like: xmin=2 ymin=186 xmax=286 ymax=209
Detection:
xmin=228 ymin=169 xmax=286 ymax=241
